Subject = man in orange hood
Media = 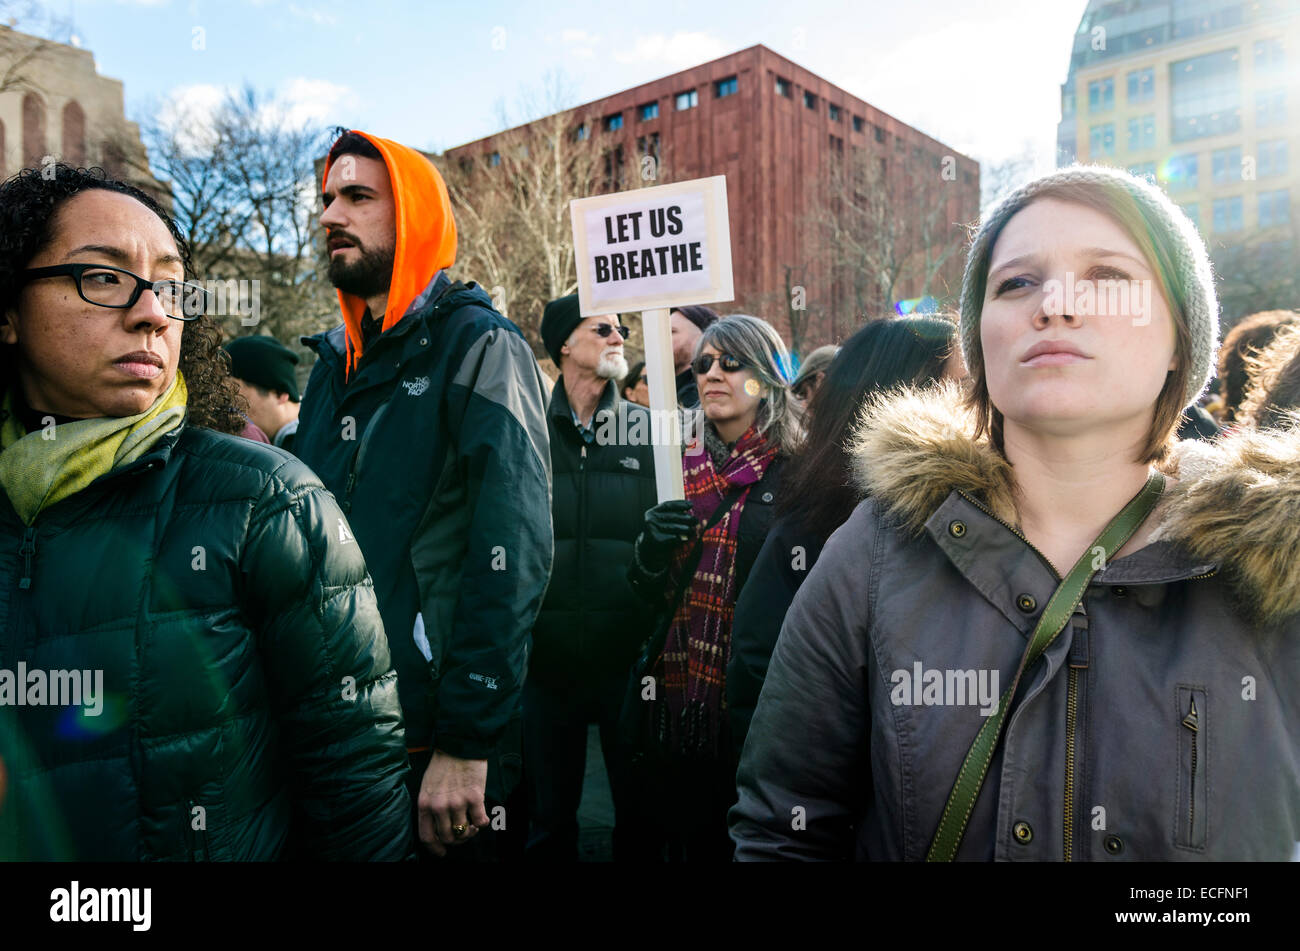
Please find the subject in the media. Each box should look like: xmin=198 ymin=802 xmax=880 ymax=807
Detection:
xmin=296 ymin=130 xmax=553 ymax=860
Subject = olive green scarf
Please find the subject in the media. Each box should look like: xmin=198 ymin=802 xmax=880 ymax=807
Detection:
xmin=0 ymin=372 xmax=188 ymax=524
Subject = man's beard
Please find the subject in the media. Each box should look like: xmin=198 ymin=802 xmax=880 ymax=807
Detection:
xmin=596 ymin=350 xmax=628 ymax=380
xmin=327 ymin=242 xmax=396 ymax=299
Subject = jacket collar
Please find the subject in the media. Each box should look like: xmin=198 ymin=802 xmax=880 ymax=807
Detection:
xmin=851 ymin=381 xmax=1300 ymax=625
xmin=549 ymin=375 xmax=618 ymax=423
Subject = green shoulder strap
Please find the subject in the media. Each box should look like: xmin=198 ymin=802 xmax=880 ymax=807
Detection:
xmin=927 ymin=470 xmax=1166 ymax=862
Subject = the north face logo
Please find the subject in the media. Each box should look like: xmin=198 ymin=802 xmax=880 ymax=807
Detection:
xmin=338 ymin=518 xmax=355 ymax=544
xmin=619 ymin=457 xmax=640 ymax=471
xmin=401 ymin=376 xmax=430 ymax=396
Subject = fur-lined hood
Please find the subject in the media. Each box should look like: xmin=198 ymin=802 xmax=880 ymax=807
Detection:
xmin=849 ymin=380 xmax=1300 ymax=624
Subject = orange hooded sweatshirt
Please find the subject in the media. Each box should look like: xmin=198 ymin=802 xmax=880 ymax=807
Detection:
xmin=322 ymin=131 xmax=458 ymax=378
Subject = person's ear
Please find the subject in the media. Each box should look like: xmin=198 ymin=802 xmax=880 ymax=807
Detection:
xmin=0 ymin=308 xmax=18 ymax=346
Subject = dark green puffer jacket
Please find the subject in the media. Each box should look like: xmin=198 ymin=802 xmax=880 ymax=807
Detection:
xmin=0 ymin=422 xmax=413 ymax=861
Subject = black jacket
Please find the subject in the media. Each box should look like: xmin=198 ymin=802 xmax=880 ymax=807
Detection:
xmin=297 ymin=274 xmax=552 ymax=776
xmin=675 ymin=368 xmax=700 ymax=410
xmin=727 ymin=512 xmax=827 ymax=755
xmin=531 ymin=378 xmax=658 ymax=686
xmin=0 ymin=424 xmax=412 ymax=860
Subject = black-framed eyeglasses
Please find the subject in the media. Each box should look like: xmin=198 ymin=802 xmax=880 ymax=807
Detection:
xmin=594 ymin=323 xmax=630 ymax=339
xmin=692 ymin=352 xmax=747 ymax=375
xmin=21 ymin=264 xmax=209 ymax=321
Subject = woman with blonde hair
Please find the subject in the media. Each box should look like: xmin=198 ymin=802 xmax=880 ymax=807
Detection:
xmin=731 ymin=166 xmax=1300 ymax=861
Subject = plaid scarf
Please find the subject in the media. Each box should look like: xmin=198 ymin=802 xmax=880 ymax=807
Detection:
xmin=651 ymin=422 xmax=778 ymax=759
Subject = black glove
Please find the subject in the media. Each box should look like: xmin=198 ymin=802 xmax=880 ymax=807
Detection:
xmin=635 ymin=499 xmax=698 ymax=573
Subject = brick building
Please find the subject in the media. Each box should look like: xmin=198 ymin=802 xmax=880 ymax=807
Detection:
xmin=445 ymin=44 xmax=980 ymax=352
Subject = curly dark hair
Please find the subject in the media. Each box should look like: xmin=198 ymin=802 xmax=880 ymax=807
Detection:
xmin=0 ymin=164 xmax=244 ymax=434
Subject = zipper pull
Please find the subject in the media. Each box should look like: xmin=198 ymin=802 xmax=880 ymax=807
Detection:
xmin=18 ymin=526 xmax=36 ymax=590
xmin=342 ymin=471 xmax=356 ymax=513
xmin=1182 ymin=695 xmax=1199 ymax=732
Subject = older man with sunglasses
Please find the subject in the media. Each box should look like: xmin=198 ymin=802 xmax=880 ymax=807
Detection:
xmin=525 ymin=294 xmax=660 ymax=861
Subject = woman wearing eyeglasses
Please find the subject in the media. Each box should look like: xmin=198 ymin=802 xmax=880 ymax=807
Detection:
xmin=0 ymin=165 xmax=412 ymax=860
xmin=624 ymin=313 xmax=802 ymax=862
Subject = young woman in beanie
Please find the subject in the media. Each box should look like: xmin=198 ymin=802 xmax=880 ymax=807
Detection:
xmin=626 ymin=313 xmax=801 ymax=861
xmin=731 ymin=165 xmax=1300 ymax=861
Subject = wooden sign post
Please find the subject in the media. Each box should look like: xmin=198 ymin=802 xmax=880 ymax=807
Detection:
xmin=570 ymin=176 xmax=733 ymax=503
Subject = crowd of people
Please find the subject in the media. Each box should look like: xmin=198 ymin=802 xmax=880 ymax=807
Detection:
xmin=1 ymin=129 xmax=1298 ymax=862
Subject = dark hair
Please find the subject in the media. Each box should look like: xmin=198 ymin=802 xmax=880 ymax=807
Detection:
xmin=778 ymin=315 xmax=957 ymax=539
xmin=328 ymin=128 xmax=383 ymax=165
xmin=1240 ymin=322 xmax=1300 ymax=430
xmin=621 ymin=360 xmax=646 ymax=400
xmin=671 ymin=304 xmax=720 ymax=333
xmin=1217 ymin=309 xmax=1299 ymax=423
xmin=0 ymin=164 xmax=243 ymax=433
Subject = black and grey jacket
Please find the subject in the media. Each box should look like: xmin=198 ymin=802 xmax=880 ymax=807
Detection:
xmin=297 ymin=273 xmax=553 ymax=773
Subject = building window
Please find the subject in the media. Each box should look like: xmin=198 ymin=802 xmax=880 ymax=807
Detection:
xmin=879 ymin=156 xmax=888 ymax=178
xmin=963 ymin=170 xmax=973 ymax=185
xmin=895 ymin=136 xmax=904 ymax=153
xmin=1088 ymin=77 xmax=1114 ymax=112
xmin=488 ymin=151 xmax=500 ymax=167
xmin=1254 ymin=36 xmax=1285 ymax=75
xmin=1259 ymin=138 xmax=1288 ymax=178
xmin=603 ymin=112 xmax=623 ymax=132
xmin=574 ymin=123 xmax=588 ymax=142
xmin=715 ymin=75 xmax=738 ymax=98
xmin=21 ymin=92 xmax=45 ymax=169
xmin=603 ymin=144 xmax=626 ymax=191
xmin=875 ymin=125 xmax=886 ymax=144
xmin=828 ymin=103 xmax=841 ymax=122
xmin=639 ymin=101 xmax=659 ymax=121
xmin=1212 ymin=195 xmax=1244 ymax=232
xmin=1126 ymin=114 xmax=1155 ymax=151
xmin=1129 ymin=161 xmax=1157 ymax=183
xmin=804 ymin=90 xmax=817 ymax=110
xmin=1255 ymin=88 xmax=1286 ymax=127
xmin=1211 ymin=146 xmax=1242 ymax=184
xmin=775 ymin=76 xmax=791 ymax=98
xmin=1062 ymin=89 xmax=1076 ymax=119
xmin=1170 ymin=49 xmax=1241 ymax=142
xmin=636 ymin=132 xmax=661 ymax=162
xmin=1127 ymin=67 xmax=1155 ymax=103
xmin=675 ymin=89 xmax=698 ymax=111
xmin=1164 ymin=152 xmax=1199 ymax=190
xmin=852 ymin=115 xmax=864 ymax=133
xmin=829 ymin=134 xmax=844 ymax=155
xmin=1089 ymin=122 xmax=1116 ymax=157
xmin=1259 ymin=189 xmax=1290 ymax=228
xmin=61 ymin=101 xmax=86 ymax=167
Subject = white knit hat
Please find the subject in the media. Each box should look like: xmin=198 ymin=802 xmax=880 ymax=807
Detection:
xmin=959 ymin=164 xmax=1220 ymax=410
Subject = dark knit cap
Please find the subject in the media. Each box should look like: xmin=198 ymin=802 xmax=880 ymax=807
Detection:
xmin=222 ymin=335 xmax=301 ymax=401
xmin=541 ymin=294 xmax=584 ymax=365
xmin=672 ymin=304 xmax=720 ymax=333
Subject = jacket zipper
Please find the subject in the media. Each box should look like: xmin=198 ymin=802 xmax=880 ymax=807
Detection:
xmin=1064 ymin=666 xmax=1078 ymax=861
xmin=1182 ymin=695 xmax=1199 ymax=841
xmin=576 ymin=443 xmax=588 ymax=646
xmin=18 ymin=525 xmax=36 ymax=589
xmin=342 ymin=402 xmax=390 ymax=514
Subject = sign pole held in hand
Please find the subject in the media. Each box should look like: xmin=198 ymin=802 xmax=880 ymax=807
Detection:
xmin=640 ymin=307 xmax=683 ymax=502
xmin=570 ymin=176 xmax=733 ymax=504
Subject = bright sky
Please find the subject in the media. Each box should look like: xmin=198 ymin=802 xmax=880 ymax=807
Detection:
xmin=45 ymin=0 xmax=1088 ymax=174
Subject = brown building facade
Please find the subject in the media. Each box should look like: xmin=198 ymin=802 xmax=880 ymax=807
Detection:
xmin=446 ymin=44 xmax=980 ymax=352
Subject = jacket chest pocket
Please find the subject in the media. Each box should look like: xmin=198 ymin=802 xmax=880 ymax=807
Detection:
xmin=1175 ymin=685 xmax=1208 ymax=852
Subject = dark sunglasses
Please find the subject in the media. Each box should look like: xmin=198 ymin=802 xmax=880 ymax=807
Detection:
xmin=594 ymin=323 xmax=630 ymax=339
xmin=692 ymin=352 xmax=747 ymax=375
xmin=21 ymin=263 xmax=208 ymax=321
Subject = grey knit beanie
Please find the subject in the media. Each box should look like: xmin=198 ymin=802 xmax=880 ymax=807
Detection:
xmin=959 ymin=164 xmax=1219 ymax=410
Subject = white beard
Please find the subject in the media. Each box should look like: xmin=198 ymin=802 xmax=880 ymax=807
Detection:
xmin=596 ymin=350 xmax=628 ymax=380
